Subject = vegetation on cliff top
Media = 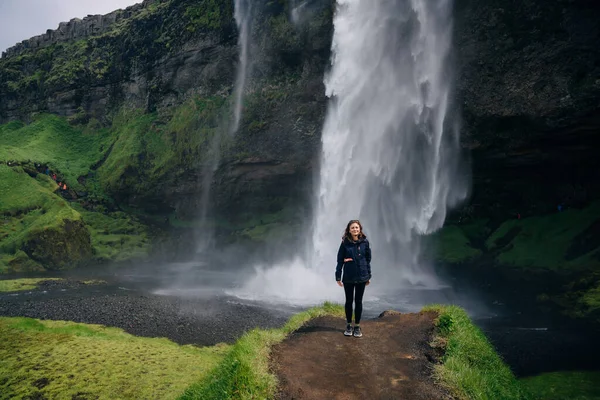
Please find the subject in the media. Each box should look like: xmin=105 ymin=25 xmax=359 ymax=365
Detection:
xmin=0 ymin=0 xmax=233 ymax=96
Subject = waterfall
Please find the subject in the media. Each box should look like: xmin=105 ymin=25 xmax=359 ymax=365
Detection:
xmin=234 ymin=0 xmax=467 ymax=304
xmin=312 ymin=0 xmax=467 ymax=290
xmin=231 ymin=0 xmax=253 ymax=135
xmin=196 ymin=0 xmax=253 ymax=252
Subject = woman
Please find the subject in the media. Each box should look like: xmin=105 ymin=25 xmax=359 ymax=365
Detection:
xmin=335 ymin=220 xmax=371 ymax=337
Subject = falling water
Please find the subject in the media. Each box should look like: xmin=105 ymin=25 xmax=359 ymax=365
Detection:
xmin=195 ymin=0 xmax=253 ymax=252
xmin=231 ymin=0 xmax=253 ymax=135
xmin=312 ymin=0 xmax=466 ymax=288
xmin=234 ymin=0 xmax=467 ymax=304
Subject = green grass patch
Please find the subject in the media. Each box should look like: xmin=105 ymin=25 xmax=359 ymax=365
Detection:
xmin=82 ymin=279 xmax=107 ymax=285
xmin=485 ymin=202 xmax=600 ymax=270
xmin=423 ymin=305 xmax=530 ymax=400
xmin=434 ymin=225 xmax=482 ymax=263
xmin=521 ymin=371 xmax=600 ymax=400
xmin=179 ymin=302 xmax=344 ymax=400
xmin=0 ymin=165 xmax=81 ymax=256
xmin=98 ymin=96 xmax=227 ymax=196
xmin=0 ymin=317 xmax=229 ymax=400
xmin=71 ymin=203 xmax=151 ymax=262
xmin=0 ymin=278 xmax=61 ymax=292
xmin=0 ymin=114 xmax=112 ymax=190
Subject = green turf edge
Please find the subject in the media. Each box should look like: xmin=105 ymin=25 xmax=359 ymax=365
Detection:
xmin=177 ymin=301 xmax=345 ymax=400
xmin=423 ymin=304 xmax=530 ymax=400
xmin=0 ymin=278 xmax=62 ymax=292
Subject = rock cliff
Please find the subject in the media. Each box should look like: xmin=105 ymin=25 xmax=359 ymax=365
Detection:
xmin=0 ymin=0 xmax=598 ymax=239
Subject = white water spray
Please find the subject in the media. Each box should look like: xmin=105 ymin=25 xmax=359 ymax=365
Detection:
xmin=231 ymin=0 xmax=253 ymax=135
xmin=235 ymin=0 xmax=467 ymax=305
xmin=313 ymin=0 xmax=467 ymax=287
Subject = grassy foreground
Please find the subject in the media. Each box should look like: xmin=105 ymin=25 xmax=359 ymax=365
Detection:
xmin=424 ymin=305 xmax=529 ymax=400
xmin=0 ymin=317 xmax=229 ymax=400
xmin=179 ymin=303 xmax=528 ymax=400
xmin=179 ymin=302 xmax=345 ymax=400
xmin=2 ymin=303 xmax=596 ymax=399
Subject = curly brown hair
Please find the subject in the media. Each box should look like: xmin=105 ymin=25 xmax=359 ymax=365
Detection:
xmin=343 ymin=219 xmax=367 ymax=242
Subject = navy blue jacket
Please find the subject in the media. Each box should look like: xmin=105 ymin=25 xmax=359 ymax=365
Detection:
xmin=335 ymin=237 xmax=372 ymax=283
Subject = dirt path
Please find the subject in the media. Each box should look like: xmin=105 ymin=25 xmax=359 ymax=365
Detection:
xmin=271 ymin=311 xmax=453 ymax=400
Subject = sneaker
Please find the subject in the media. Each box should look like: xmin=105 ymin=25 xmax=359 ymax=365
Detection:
xmin=344 ymin=324 xmax=353 ymax=336
xmin=353 ymin=326 xmax=363 ymax=338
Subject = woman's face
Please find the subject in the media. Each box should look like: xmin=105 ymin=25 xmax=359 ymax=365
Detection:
xmin=349 ymin=222 xmax=361 ymax=237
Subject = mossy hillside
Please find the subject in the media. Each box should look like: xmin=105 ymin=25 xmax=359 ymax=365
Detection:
xmin=97 ymin=96 xmax=228 ymax=202
xmin=423 ymin=305 xmax=530 ymax=400
xmin=485 ymin=202 xmax=600 ymax=270
xmin=520 ymin=371 xmax=600 ymax=400
xmin=436 ymin=202 xmax=600 ymax=270
xmin=0 ymin=165 xmax=92 ymax=272
xmin=71 ymin=203 xmax=151 ymax=262
xmin=0 ymin=278 xmax=61 ymax=292
xmin=0 ymin=316 xmax=229 ymax=400
xmin=433 ymin=225 xmax=483 ymax=263
xmin=0 ymin=114 xmax=112 ymax=191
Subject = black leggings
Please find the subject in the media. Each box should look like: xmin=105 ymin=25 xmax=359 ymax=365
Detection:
xmin=344 ymin=282 xmax=367 ymax=324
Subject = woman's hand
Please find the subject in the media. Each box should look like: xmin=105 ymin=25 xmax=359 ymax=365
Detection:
xmin=366 ymin=280 xmax=370 ymax=286
xmin=336 ymin=281 xmax=343 ymax=287
xmin=343 ymin=258 xmax=352 ymax=262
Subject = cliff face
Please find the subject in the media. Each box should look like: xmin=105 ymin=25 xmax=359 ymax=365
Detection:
xmin=453 ymin=0 xmax=600 ymax=220
xmin=2 ymin=2 xmax=151 ymax=59
xmin=1 ymin=0 xmax=599 ymax=231
xmin=0 ymin=0 xmax=237 ymax=124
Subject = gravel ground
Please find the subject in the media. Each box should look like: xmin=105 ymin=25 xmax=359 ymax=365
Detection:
xmin=0 ymin=279 xmax=291 ymax=346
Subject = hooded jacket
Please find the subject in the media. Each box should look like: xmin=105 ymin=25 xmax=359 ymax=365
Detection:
xmin=335 ymin=237 xmax=372 ymax=283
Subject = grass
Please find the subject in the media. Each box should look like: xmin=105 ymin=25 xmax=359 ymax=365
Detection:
xmin=71 ymin=203 xmax=151 ymax=262
xmin=0 ymin=317 xmax=229 ymax=400
xmin=0 ymin=278 xmax=61 ymax=292
xmin=423 ymin=304 xmax=530 ymax=400
xmin=434 ymin=225 xmax=482 ymax=263
xmin=179 ymin=302 xmax=344 ymax=400
xmin=0 ymin=165 xmax=81 ymax=256
xmin=0 ymin=114 xmax=112 ymax=190
xmin=97 ymin=96 xmax=227 ymax=196
xmin=520 ymin=371 xmax=600 ymax=400
xmin=485 ymin=202 xmax=600 ymax=270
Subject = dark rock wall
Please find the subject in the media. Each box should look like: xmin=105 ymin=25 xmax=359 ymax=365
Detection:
xmin=1 ymin=0 xmax=599 ymax=228
xmin=453 ymin=0 xmax=600 ymax=220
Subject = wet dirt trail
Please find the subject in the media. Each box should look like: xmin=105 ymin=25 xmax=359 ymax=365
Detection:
xmin=271 ymin=311 xmax=453 ymax=400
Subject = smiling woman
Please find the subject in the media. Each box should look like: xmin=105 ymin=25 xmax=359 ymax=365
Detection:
xmin=0 ymin=0 xmax=141 ymax=53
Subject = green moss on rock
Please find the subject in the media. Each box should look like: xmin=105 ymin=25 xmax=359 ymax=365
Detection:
xmin=23 ymin=219 xmax=92 ymax=271
xmin=434 ymin=225 xmax=482 ymax=264
xmin=486 ymin=203 xmax=600 ymax=270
